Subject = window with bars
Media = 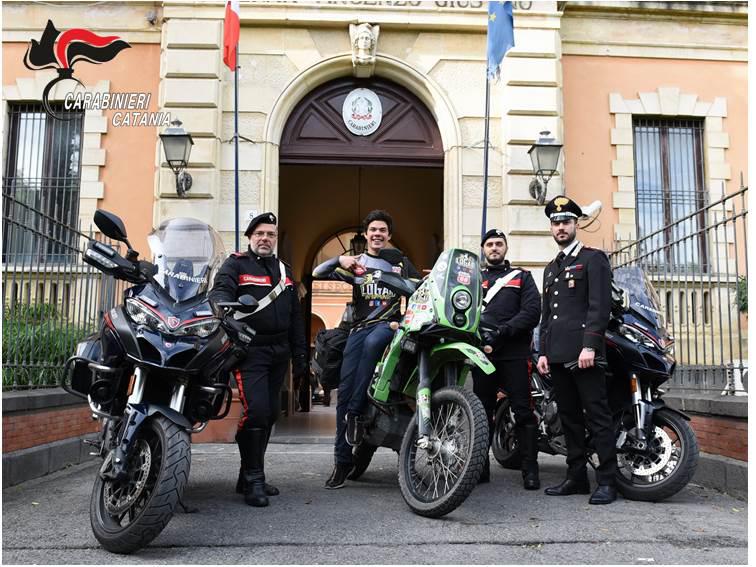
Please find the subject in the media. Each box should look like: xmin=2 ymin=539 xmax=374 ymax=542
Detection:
xmin=632 ymin=117 xmax=708 ymax=272
xmin=2 ymin=103 xmax=84 ymax=264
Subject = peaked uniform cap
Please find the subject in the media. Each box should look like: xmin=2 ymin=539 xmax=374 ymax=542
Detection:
xmin=545 ymin=196 xmax=582 ymax=221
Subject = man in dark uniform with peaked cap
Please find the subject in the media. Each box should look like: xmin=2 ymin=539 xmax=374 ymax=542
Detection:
xmin=210 ymin=212 xmax=307 ymax=507
xmin=537 ymin=196 xmax=617 ymax=505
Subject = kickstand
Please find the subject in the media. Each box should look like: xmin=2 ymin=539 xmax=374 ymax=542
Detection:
xmin=178 ymin=498 xmax=199 ymax=514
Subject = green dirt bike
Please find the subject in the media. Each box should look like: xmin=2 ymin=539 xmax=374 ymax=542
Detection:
xmin=348 ymin=248 xmax=494 ymax=518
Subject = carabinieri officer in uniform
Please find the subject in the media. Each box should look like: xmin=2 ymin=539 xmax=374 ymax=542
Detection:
xmin=210 ymin=212 xmax=307 ymax=508
xmin=536 ymin=196 xmax=617 ymax=505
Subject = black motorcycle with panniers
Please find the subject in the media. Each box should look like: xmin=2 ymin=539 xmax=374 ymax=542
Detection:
xmin=63 ymin=210 xmax=257 ymax=554
xmin=492 ymin=266 xmax=699 ymax=502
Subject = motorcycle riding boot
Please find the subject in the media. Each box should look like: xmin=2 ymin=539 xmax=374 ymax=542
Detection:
xmin=519 ymin=423 xmax=540 ymax=490
xmin=239 ymin=428 xmax=270 ymax=507
xmin=261 ymin=426 xmax=280 ymax=496
xmin=235 ymin=427 xmax=280 ymax=497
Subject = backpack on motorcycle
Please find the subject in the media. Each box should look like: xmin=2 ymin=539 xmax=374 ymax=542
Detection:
xmin=312 ymin=327 xmax=349 ymax=389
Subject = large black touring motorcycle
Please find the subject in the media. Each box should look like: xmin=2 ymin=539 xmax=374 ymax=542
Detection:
xmin=63 ymin=210 xmax=256 ymax=554
xmin=492 ymin=266 xmax=699 ymax=502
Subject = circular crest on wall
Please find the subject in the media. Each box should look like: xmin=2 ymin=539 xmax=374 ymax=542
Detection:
xmin=342 ymin=88 xmax=383 ymax=136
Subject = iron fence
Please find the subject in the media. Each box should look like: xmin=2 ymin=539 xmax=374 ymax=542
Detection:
xmin=611 ymin=185 xmax=748 ymax=394
xmin=2 ymin=188 xmax=126 ymax=390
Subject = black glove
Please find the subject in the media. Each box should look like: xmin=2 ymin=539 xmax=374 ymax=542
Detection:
xmin=222 ymin=317 xmax=254 ymax=346
xmin=481 ymin=326 xmax=501 ymax=347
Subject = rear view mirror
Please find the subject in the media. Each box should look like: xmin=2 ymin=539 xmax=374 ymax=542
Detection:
xmin=216 ymin=295 xmax=259 ymax=314
xmin=94 ymin=210 xmax=128 ymax=242
xmin=375 ymin=271 xmax=418 ymax=297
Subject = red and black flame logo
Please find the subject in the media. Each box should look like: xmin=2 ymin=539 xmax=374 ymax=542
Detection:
xmin=24 ymin=20 xmax=130 ymax=119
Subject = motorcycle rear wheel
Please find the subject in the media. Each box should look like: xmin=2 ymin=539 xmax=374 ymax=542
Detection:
xmin=90 ymin=415 xmax=191 ymax=554
xmin=348 ymin=442 xmax=379 ymax=481
xmin=398 ymin=386 xmax=488 ymax=518
xmin=491 ymin=398 xmax=523 ymax=470
xmin=615 ymin=408 xmax=699 ymax=502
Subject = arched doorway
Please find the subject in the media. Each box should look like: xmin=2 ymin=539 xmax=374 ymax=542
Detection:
xmin=277 ymin=75 xmax=444 ymax=418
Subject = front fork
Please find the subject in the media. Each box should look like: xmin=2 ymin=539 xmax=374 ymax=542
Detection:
xmin=620 ymin=373 xmax=655 ymax=451
xmin=415 ymin=350 xmax=433 ymax=449
xmin=102 ymin=368 xmax=186 ymax=480
xmin=415 ymin=350 xmax=458 ymax=450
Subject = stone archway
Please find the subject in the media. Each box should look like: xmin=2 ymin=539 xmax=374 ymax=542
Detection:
xmin=261 ymin=54 xmax=463 ymax=249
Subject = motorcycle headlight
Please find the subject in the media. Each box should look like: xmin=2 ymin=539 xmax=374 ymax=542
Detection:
xmin=176 ymin=318 xmax=221 ymax=338
xmin=620 ymin=324 xmax=657 ymax=351
xmin=452 ymin=289 xmax=472 ymax=311
xmin=125 ymin=298 xmax=167 ymax=332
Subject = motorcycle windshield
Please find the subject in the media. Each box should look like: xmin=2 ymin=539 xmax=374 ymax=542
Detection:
xmin=147 ymin=218 xmax=226 ymax=302
xmin=613 ymin=266 xmax=665 ymax=329
xmin=431 ymin=249 xmax=481 ymax=332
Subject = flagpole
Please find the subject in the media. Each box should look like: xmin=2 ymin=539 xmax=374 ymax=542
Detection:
xmin=481 ymin=73 xmax=491 ymax=243
xmin=234 ymin=43 xmax=240 ymax=252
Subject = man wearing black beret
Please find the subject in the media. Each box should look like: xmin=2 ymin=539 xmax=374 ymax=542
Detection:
xmin=474 ymin=228 xmax=541 ymax=488
xmin=210 ymin=212 xmax=307 ymax=507
xmin=537 ymin=196 xmax=617 ymax=504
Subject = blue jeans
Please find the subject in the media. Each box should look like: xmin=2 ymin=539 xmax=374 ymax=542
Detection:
xmin=334 ymin=322 xmax=395 ymax=465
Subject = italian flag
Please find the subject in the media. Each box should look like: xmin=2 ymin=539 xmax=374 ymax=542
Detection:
xmin=223 ymin=0 xmax=240 ymax=71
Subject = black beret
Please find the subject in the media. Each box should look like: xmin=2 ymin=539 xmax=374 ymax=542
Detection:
xmin=544 ymin=196 xmax=582 ymax=221
xmin=481 ymin=228 xmax=507 ymax=247
xmin=244 ymin=212 xmax=277 ymax=237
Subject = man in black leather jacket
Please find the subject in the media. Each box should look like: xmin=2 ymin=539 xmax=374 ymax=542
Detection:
xmin=210 ymin=212 xmax=307 ymax=507
xmin=474 ymin=229 xmax=541 ymax=488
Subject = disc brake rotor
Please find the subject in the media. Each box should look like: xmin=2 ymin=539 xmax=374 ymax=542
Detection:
xmin=103 ymin=439 xmax=152 ymax=515
xmin=622 ymin=425 xmax=674 ymax=477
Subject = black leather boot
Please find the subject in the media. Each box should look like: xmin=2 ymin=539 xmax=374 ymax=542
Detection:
xmin=236 ymin=428 xmax=279 ymax=497
xmin=235 ymin=431 xmax=247 ymax=495
xmin=519 ymin=423 xmax=540 ymax=490
xmin=261 ymin=426 xmax=279 ymax=496
xmin=239 ymin=428 xmax=269 ymax=507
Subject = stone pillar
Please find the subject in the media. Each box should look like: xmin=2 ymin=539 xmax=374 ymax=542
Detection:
xmin=499 ymin=2 xmax=563 ymax=285
xmin=157 ymin=18 xmax=222 ymax=232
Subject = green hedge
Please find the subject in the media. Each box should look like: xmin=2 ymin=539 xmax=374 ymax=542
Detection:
xmin=736 ymin=277 xmax=747 ymax=313
xmin=2 ymin=304 xmax=93 ymax=389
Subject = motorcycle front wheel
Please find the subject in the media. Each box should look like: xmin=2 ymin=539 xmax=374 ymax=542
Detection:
xmin=90 ymin=415 xmax=191 ymax=554
xmin=615 ymin=408 xmax=699 ymax=502
xmin=398 ymin=386 xmax=488 ymax=518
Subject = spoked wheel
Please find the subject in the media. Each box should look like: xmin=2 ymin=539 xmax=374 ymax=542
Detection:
xmin=398 ymin=386 xmax=488 ymax=518
xmin=615 ymin=408 xmax=699 ymax=502
xmin=90 ymin=416 xmax=191 ymax=554
xmin=492 ymin=398 xmax=522 ymax=470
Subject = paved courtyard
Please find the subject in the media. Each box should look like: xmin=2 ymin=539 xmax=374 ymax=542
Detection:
xmin=1 ymin=441 xmax=748 ymax=564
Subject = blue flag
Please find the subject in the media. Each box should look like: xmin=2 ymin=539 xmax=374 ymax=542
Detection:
xmin=487 ymin=1 xmax=515 ymax=81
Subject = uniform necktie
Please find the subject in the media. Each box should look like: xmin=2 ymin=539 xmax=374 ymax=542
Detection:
xmin=556 ymin=251 xmax=566 ymax=267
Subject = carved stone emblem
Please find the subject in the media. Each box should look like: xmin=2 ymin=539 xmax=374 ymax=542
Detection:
xmin=349 ymin=23 xmax=379 ymax=78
